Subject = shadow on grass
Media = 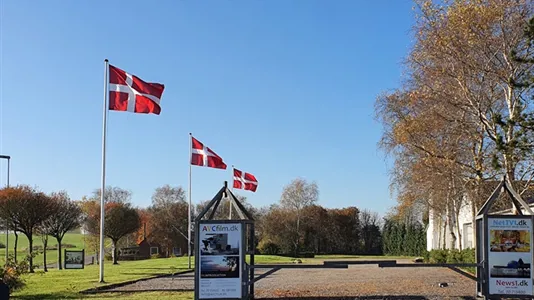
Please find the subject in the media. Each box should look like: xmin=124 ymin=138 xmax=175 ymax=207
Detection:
xmin=12 ymin=292 xmax=83 ymax=299
xmin=258 ymin=297 xmax=477 ymax=300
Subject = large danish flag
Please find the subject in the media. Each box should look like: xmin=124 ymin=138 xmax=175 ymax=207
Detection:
xmin=233 ymin=168 xmax=258 ymax=192
xmin=190 ymin=136 xmax=227 ymax=169
xmin=108 ymin=64 xmax=165 ymax=115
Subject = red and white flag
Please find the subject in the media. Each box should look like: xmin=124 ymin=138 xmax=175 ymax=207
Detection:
xmin=191 ymin=136 xmax=227 ymax=169
xmin=233 ymin=168 xmax=258 ymax=192
xmin=108 ymin=64 xmax=165 ymax=115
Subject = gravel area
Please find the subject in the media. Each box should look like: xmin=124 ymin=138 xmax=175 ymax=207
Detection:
xmin=106 ymin=263 xmax=477 ymax=299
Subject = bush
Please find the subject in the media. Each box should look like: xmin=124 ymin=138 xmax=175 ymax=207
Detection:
xmin=1 ymin=254 xmax=31 ymax=294
xmin=0 ymin=242 xmax=5 ymax=249
xmin=425 ymin=248 xmax=476 ymax=264
xmin=30 ymin=243 xmax=77 ymax=252
xmin=258 ymin=241 xmax=280 ymax=255
xmin=427 ymin=249 xmax=449 ymax=263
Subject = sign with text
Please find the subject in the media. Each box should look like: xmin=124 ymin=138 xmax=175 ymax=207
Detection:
xmin=198 ymin=223 xmax=242 ymax=299
xmin=64 ymin=249 xmax=84 ymax=269
xmin=488 ymin=217 xmax=533 ymax=296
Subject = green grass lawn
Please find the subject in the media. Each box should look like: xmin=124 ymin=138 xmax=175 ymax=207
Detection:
xmin=0 ymin=233 xmax=112 ymax=267
xmin=9 ymin=254 xmax=412 ymax=299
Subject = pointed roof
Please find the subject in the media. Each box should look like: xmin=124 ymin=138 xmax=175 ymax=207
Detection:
xmin=476 ymin=175 xmax=534 ymax=216
xmin=195 ymin=181 xmax=255 ymax=221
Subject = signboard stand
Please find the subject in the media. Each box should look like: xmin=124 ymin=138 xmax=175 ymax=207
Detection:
xmin=194 ymin=181 xmax=255 ymax=300
xmin=64 ymin=249 xmax=85 ymax=269
xmin=476 ymin=176 xmax=534 ymax=299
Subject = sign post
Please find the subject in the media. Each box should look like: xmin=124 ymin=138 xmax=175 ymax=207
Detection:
xmin=476 ymin=176 xmax=534 ymax=299
xmin=196 ymin=221 xmax=245 ymax=299
xmin=64 ymin=249 xmax=85 ymax=269
xmin=194 ymin=182 xmax=256 ymax=300
xmin=486 ymin=216 xmax=533 ymax=297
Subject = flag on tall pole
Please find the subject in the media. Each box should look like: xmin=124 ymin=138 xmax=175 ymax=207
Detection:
xmin=233 ymin=167 xmax=258 ymax=192
xmin=99 ymin=60 xmax=164 ymax=283
xmin=188 ymin=134 xmax=227 ymax=268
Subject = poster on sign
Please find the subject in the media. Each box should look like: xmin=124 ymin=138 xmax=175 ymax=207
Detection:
xmin=488 ymin=217 xmax=533 ymax=296
xmin=198 ymin=223 xmax=242 ymax=299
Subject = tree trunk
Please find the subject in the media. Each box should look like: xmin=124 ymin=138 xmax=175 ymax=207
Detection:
xmin=440 ymin=216 xmax=442 ymax=249
xmin=442 ymin=218 xmax=447 ymax=249
xmin=43 ymin=236 xmax=48 ymax=272
xmin=447 ymin=200 xmax=457 ymax=249
xmin=28 ymin=234 xmax=34 ymax=273
xmin=112 ymin=239 xmax=118 ymax=265
xmin=295 ymin=211 xmax=300 ymax=257
xmin=13 ymin=231 xmax=18 ymax=263
xmin=57 ymin=236 xmax=63 ymax=270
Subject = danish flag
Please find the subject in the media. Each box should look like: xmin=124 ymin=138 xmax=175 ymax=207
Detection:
xmin=233 ymin=168 xmax=258 ymax=192
xmin=190 ymin=136 xmax=227 ymax=169
xmin=108 ymin=64 xmax=165 ymax=115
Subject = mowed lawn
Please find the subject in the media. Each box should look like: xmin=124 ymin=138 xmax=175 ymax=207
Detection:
xmin=10 ymin=254 xmax=415 ymax=299
xmin=0 ymin=233 xmax=111 ymax=267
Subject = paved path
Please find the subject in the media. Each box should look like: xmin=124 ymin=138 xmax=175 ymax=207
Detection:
xmin=103 ymin=261 xmax=477 ymax=299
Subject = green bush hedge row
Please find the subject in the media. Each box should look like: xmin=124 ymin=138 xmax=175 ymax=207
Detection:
xmin=424 ymin=248 xmax=475 ymax=264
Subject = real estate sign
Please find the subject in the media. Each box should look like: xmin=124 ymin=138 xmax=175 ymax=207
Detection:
xmin=198 ymin=223 xmax=242 ymax=299
xmin=488 ymin=217 xmax=533 ymax=296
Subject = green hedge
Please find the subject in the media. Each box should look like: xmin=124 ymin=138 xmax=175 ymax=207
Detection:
xmin=424 ymin=248 xmax=476 ymax=273
xmin=425 ymin=248 xmax=475 ymax=264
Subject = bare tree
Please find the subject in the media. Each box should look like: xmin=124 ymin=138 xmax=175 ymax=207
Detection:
xmin=92 ymin=186 xmax=132 ymax=204
xmin=43 ymin=191 xmax=83 ymax=270
xmin=280 ymin=178 xmax=319 ymax=255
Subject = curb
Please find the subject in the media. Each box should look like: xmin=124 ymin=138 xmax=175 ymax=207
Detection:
xmin=79 ymin=269 xmax=194 ymax=294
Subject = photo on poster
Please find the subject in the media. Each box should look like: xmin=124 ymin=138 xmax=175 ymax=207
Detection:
xmin=200 ymin=233 xmax=240 ymax=255
xmin=200 ymin=256 xmax=240 ymax=278
xmin=64 ymin=251 xmax=84 ymax=269
xmin=489 ymin=254 xmax=531 ymax=279
xmin=490 ymin=229 xmax=531 ymax=252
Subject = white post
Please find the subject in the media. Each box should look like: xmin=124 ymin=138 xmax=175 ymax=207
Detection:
xmin=99 ymin=59 xmax=109 ymax=283
xmin=5 ymin=157 xmax=10 ymax=265
xmin=229 ymin=166 xmax=233 ymax=219
xmin=188 ymin=132 xmax=192 ymax=269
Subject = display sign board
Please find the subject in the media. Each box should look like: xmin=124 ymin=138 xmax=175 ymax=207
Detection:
xmin=487 ymin=216 xmax=533 ymax=296
xmin=198 ymin=222 xmax=243 ymax=299
xmin=64 ymin=249 xmax=85 ymax=269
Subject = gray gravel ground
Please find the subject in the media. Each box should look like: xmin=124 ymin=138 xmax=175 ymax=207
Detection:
xmin=107 ymin=263 xmax=477 ymax=299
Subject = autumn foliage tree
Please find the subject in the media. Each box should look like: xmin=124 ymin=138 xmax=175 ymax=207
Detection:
xmin=375 ymin=0 xmax=534 ymax=246
xmin=0 ymin=185 xmax=54 ymax=272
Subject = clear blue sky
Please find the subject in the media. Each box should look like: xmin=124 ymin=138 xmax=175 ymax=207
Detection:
xmin=0 ymin=0 xmax=414 ymax=216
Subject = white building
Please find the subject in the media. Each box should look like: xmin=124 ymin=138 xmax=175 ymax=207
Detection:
xmin=426 ymin=180 xmax=534 ymax=251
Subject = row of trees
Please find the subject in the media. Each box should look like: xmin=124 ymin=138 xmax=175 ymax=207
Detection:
xmin=1 ymin=177 xmax=405 ymax=271
xmin=375 ymin=0 xmax=534 ymax=248
xmin=0 ymin=186 xmax=82 ymax=272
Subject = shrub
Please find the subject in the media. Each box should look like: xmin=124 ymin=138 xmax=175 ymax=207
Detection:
xmin=1 ymin=254 xmax=31 ymax=294
xmin=0 ymin=242 xmax=5 ymax=249
xmin=258 ymin=240 xmax=280 ymax=255
xmin=425 ymin=248 xmax=476 ymax=265
xmin=427 ymin=249 xmax=448 ymax=263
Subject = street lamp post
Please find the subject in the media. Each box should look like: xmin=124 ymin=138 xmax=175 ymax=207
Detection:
xmin=0 ymin=155 xmax=11 ymax=265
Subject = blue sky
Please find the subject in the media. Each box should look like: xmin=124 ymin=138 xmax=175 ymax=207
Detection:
xmin=0 ymin=0 xmax=414 ymax=216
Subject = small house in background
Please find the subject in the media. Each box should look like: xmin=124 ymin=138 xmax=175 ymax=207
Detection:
xmin=118 ymin=223 xmax=190 ymax=260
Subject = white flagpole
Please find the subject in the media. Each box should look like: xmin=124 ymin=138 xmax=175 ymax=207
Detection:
xmin=99 ymin=59 xmax=109 ymax=283
xmin=230 ymin=165 xmax=234 ymax=219
xmin=188 ymin=132 xmax=192 ymax=269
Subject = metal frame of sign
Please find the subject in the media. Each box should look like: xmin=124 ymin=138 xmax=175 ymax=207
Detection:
xmin=195 ymin=219 xmax=254 ymax=300
xmin=193 ymin=182 xmax=256 ymax=300
xmin=64 ymin=249 xmax=85 ymax=269
xmin=476 ymin=176 xmax=534 ymax=299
